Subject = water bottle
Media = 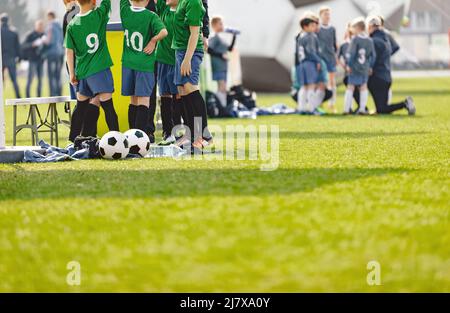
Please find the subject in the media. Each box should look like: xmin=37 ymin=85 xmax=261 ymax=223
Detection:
xmin=225 ymin=28 xmax=241 ymax=35
xmin=147 ymin=145 xmax=187 ymax=158
xmin=237 ymin=110 xmax=257 ymax=120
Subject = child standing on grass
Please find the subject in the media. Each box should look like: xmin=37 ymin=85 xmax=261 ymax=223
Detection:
xmin=317 ymin=6 xmax=338 ymax=113
xmin=154 ymin=0 xmax=184 ymax=146
xmin=63 ymin=0 xmax=100 ymax=142
xmin=339 ymin=23 xmax=362 ymax=113
xmin=343 ymin=18 xmax=376 ymax=115
xmin=208 ymin=16 xmax=237 ymax=108
xmin=173 ymin=0 xmax=213 ymax=151
xmin=296 ymin=12 xmax=322 ymax=114
xmin=120 ymin=0 xmax=167 ymax=135
xmin=65 ymin=0 xmax=119 ymax=139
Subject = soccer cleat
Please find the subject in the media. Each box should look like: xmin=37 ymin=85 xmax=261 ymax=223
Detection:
xmin=193 ymin=137 xmax=214 ymax=150
xmin=316 ymin=107 xmax=327 ymax=115
xmin=174 ymin=137 xmax=191 ymax=149
xmin=406 ymin=96 xmax=416 ymax=116
xmin=158 ymin=135 xmax=176 ymax=146
xmin=311 ymin=109 xmax=325 ymax=116
xmin=357 ymin=109 xmax=369 ymax=115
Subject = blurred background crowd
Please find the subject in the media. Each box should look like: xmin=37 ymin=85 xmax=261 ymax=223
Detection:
xmin=0 ymin=0 xmax=449 ymax=97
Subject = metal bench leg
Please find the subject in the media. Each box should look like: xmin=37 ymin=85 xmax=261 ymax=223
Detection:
xmin=13 ymin=106 xmax=17 ymax=146
xmin=49 ymin=104 xmax=54 ymax=146
xmin=51 ymin=103 xmax=59 ymax=147
xmin=30 ymin=105 xmax=39 ymax=146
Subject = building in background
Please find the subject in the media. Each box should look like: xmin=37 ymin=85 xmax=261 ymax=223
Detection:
xmin=395 ymin=0 xmax=450 ymax=69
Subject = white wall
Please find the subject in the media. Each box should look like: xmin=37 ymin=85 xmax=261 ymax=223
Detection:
xmin=26 ymin=0 xmax=66 ymax=21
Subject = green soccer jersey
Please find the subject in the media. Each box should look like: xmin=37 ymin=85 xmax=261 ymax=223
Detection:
xmin=155 ymin=0 xmax=176 ymax=66
xmin=120 ymin=0 xmax=166 ymax=73
xmin=172 ymin=0 xmax=205 ymax=51
xmin=64 ymin=0 xmax=113 ymax=80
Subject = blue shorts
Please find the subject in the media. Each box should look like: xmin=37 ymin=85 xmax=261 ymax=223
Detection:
xmin=348 ymin=74 xmax=368 ymax=86
xmin=323 ymin=58 xmax=337 ymax=73
xmin=175 ymin=50 xmax=204 ymax=86
xmin=297 ymin=61 xmax=319 ymax=86
xmin=122 ymin=67 xmax=155 ymax=97
xmin=157 ymin=62 xmax=178 ymax=95
xmin=212 ymin=71 xmax=227 ymax=82
xmin=77 ymin=68 xmax=114 ymax=98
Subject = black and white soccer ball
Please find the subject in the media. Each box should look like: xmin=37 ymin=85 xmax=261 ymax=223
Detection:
xmin=99 ymin=131 xmax=130 ymax=160
xmin=124 ymin=129 xmax=151 ymax=157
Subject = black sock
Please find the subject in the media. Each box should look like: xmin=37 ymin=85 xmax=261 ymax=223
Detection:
xmin=179 ymin=96 xmax=188 ymax=126
xmin=173 ymin=96 xmax=183 ymax=127
xmin=81 ymin=104 xmax=100 ymax=137
xmin=69 ymin=98 xmax=90 ymax=142
xmin=182 ymin=95 xmax=195 ymax=141
xmin=135 ymin=105 xmax=150 ymax=133
xmin=128 ymin=104 xmax=137 ymax=129
xmin=100 ymin=98 xmax=119 ymax=131
xmin=189 ymin=90 xmax=211 ymax=140
xmin=147 ymin=88 xmax=157 ymax=136
xmin=160 ymin=97 xmax=174 ymax=138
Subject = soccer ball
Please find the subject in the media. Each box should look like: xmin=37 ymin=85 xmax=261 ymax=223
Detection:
xmin=124 ymin=129 xmax=151 ymax=157
xmin=99 ymin=131 xmax=130 ymax=160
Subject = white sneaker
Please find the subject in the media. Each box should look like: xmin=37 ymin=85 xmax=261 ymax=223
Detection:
xmin=158 ymin=135 xmax=176 ymax=146
xmin=406 ymin=96 xmax=416 ymax=116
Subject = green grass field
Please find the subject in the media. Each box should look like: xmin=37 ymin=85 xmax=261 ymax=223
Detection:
xmin=0 ymin=76 xmax=449 ymax=292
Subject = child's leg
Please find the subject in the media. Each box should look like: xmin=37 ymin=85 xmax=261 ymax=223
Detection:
xmin=216 ymin=80 xmax=227 ymax=107
xmin=328 ymin=71 xmax=337 ymax=108
xmin=177 ymin=86 xmax=193 ymax=142
xmin=297 ymin=87 xmax=307 ymax=112
xmin=344 ymin=85 xmax=355 ymax=114
xmin=184 ymin=82 xmax=211 ymax=141
xmin=128 ymin=96 xmax=138 ymax=129
xmin=160 ymin=94 xmax=174 ymax=139
xmin=359 ymin=84 xmax=369 ymax=113
xmin=306 ymin=84 xmax=316 ymax=113
xmin=134 ymin=96 xmax=150 ymax=132
xmin=69 ymin=93 xmax=91 ymax=142
xmin=99 ymin=92 xmax=119 ymax=131
xmin=91 ymin=96 xmax=100 ymax=136
xmin=313 ymin=83 xmax=326 ymax=110
xmin=172 ymin=94 xmax=183 ymax=128
xmin=80 ymin=94 xmax=100 ymax=138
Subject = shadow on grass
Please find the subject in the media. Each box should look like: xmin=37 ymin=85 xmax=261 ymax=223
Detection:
xmin=318 ymin=114 xmax=423 ymax=120
xmin=280 ymin=131 xmax=426 ymax=140
xmin=0 ymin=167 xmax=410 ymax=200
xmin=394 ymin=90 xmax=450 ymax=97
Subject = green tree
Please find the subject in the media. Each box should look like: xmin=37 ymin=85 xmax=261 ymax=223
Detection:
xmin=0 ymin=0 xmax=32 ymax=40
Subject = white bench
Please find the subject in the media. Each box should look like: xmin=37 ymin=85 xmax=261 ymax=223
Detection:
xmin=5 ymin=96 xmax=75 ymax=147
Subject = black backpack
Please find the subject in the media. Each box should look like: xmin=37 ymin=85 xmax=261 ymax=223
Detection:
xmin=205 ymin=91 xmax=235 ymax=118
xmin=230 ymin=85 xmax=257 ymax=110
xmin=74 ymin=136 xmax=101 ymax=159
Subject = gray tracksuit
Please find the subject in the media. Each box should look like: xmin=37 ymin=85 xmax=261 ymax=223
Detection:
xmin=297 ymin=32 xmax=321 ymax=64
xmin=317 ymin=25 xmax=337 ymax=64
xmin=347 ymin=34 xmax=376 ymax=77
